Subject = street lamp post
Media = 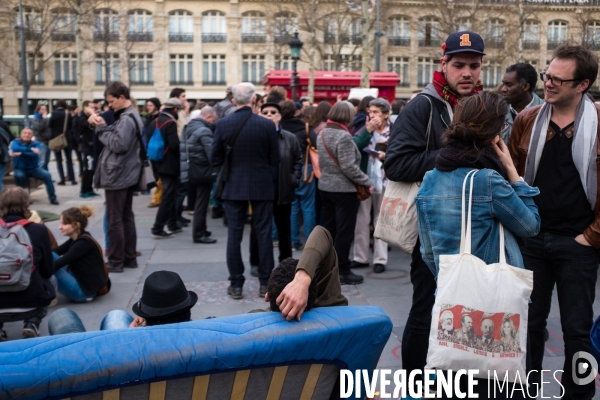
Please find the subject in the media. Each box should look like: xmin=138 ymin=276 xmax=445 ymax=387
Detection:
xmin=16 ymin=0 xmax=30 ymax=127
xmin=288 ymin=32 xmax=303 ymax=102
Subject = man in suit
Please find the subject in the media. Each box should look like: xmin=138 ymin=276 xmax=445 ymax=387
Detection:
xmin=211 ymin=82 xmax=280 ymax=300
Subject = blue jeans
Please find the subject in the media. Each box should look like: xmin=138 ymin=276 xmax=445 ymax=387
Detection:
xmin=53 ymin=252 xmax=94 ymax=303
xmin=48 ymin=308 xmax=133 ymax=335
xmin=291 ymin=165 xmax=316 ymax=245
xmin=38 ymin=142 xmax=51 ymax=170
xmin=0 ymin=163 xmax=5 ymax=192
xmin=13 ymin=167 xmax=56 ymax=201
xmin=104 ymin=210 xmax=109 ymax=249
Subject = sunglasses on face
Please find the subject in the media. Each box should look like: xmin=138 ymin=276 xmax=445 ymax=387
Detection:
xmin=261 ymin=110 xmax=278 ymax=115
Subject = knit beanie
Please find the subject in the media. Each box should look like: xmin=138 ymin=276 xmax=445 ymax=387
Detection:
xmin=148 ymin=97 xmax=161 ymax=110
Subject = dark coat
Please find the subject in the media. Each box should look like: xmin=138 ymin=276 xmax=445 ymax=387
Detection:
xmin=48 ymin=108 xmax=73 ymax=142
xmin=72 ymin=111 xmax=94 ymax=151
xmin=0 ymin=121 xmax=13 ymax=165
xmin=211 ymin=106 xmax=280 ymax=201
xmin=143 ymin=112 xmax=159 ymax=149
xmin=279 ymin=118 xmax=318 ymax=165
xmin=0 ymin=214 xmax=55 ymax=309
xmin=154 ymin=111 xmax=180 ymax=177
xmin=187 ymin=118 xmax=217 ymax=183
xmin=350 ymin=111 xmax=368 ymax=135
xmin=384 ymin=88 xmax=451 ymax=183
xmin=278 ymin=129 xmax=303 ymax=204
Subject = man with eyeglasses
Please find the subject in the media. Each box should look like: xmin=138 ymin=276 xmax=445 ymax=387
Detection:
xmin=509 ymin=44 xmax=600 ymax=400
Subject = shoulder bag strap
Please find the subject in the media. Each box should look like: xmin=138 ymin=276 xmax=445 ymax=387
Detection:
xmin=303 ymin=123 xmax=313 ymax=182
xmin=228 ymin=111 xmax=252 ymax=149
xmin=62 ymin=111 xmax=69 ymax=136
xmin=498 ymin=223 xmax=506 ymax=263
xmin=421 ymin=95 xmax=433 ymax=152
xmin=459 ymin=169 xmax=478 ymax=254
xmin=126 ymin=114 xmax=147 ymax=162
xmin=320 ymin=132 xmax=340 ymax=167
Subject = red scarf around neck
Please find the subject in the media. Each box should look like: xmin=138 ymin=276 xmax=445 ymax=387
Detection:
xmin=432 ymin=71 xmax=483 ymax=109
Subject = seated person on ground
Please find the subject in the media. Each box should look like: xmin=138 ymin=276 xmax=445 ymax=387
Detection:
xmin=53 ymin=206 xmax=108 ymax=303
xmin=267 ymin=225 xmax=348 ymax=321
xmin=48 ymin=270 xmax=197 ymax=335
xmin=0 ymin=187 xmax=55 ymax=340
xmin=11 ymin=128 xmax=58 ymax=205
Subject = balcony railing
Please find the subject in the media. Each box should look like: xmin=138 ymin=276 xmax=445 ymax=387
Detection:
xmin=418 ymin=39 xmax=440 ymax=47
xmin=585 ymin=41 xmax=600 ymax=50
xmin=202 ymin=79 xmax=226 ymax=85
xmin=52 ymin=32 xmax=75 ymax=42
xmin=128 ymin=32 xmax=153 ymax=42
xmin=95 ymin=80 xmax=106 ymax=85
xmin=130 ymin=80 xmax=154 ymax=85
xmin=242 ymin=34 xmax=266 ymax=43
xmin=324 ymin=34 xmax=361 ymax=45
xmin=169 ymin=80 xmax=193 ymax=85
xmin=29 ymin=78 xmax=45 ymax=85
xmin=202 ymin=33 xmax=226 ymax=43
xmin=274 ymin=35 xmax=293 ymax=45
xmin=388 ymin=37 xmax=410 ymax=46
xmin=523 ymin=40 xmax=539 ymax=50
xmin=486 ymin=39 xmax=504 ymax=49
xmin=547 ymin=40 xmax=564 ymax=50
xmin=94 ymin=32 xmax=119 ymax=42
xmin=54 ymin=79 xmax=77 ymax=85
xmin=17 ymin=31 xmax=42 ymax=41
xmin=169 ymin=33 xmax=193 ymax=43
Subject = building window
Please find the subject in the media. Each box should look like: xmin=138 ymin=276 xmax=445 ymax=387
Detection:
xmin=19 ymin=7 xmax=42 ymax=41
xmin=485 ymin=19 xmax=504 ymax=49
xmin=129 ymin=54 xmax=153 ymax=85
xmin=203 ymin=54 xmax=226 ymax=85
xmin=482 ymin=61 xmax=503 ymax=89
xmin=128 ymin=10 xmax=153 ymax=42
xmin=242 ymin=12 xmax=266 ymax=43
xmin=324 ymin=19 xmax=361 ymax=45
xmin=169 ymin=10 xmax=193 ymax=42
xmin=94 ymin=9 xmax=119 ymax=42
xmin=547 ymin=20 xmax=567 ymax=50
xmin=324 ymin=55 xmax=361 ymax=71
xmin=170 ymin=54 xmax=193 ymax=85
xmin=418 ymin=17 xmax=440 ymax=47
xmin=274 ymin=12 xmax=298 ymax=44
xmin=388 ymin=16 xmax=410 ymax=46
xmin=202 ymin=11 xmax=226 ymax=43
xmin=523 ymin=20 xmax=539 ymax=50
xmin=95 ymin=54 xmax=119 ymax=85
xmin=586 ymin=21 xmax=600 ymax=50
xmin=242 ymin=55 xmax=265 ymax=84
xmin=275 ymin=55 xmax=291 ymax=70
xmin=54 ymin=53 xmax=77 ymax=85
xmin=20 ymin=53 xmax=44 ymax=84
xmin=457 ymin=17 xmax=471 ymax=32
xmin=388 ymin=57 xmax=409 ymax=87
xmin=417 ymin=57 xmax=437 ymax=86
xmin=52 ymin=10 xmax=75 ymax=41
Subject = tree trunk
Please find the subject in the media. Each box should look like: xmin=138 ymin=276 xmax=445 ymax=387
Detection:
xmin=308 ymin=0 xmax=316 ymax=103
xmin=360 ymin=0 xmax=370 ymax=88
xmin=76 ymin=1 xmax=83 ymax=107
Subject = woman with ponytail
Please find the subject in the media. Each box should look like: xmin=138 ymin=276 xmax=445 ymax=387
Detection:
xmin=53 ymin=206 xmax=108 ymax=303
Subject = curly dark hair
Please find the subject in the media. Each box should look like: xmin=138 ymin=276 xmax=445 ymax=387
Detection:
xmin=505 ymin=63 xmax=538 ymax=93
xmin=268 ymin=258 xmax=318 ymax=313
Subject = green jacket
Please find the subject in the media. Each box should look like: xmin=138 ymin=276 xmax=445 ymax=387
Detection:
xmin=353 ymin=127 xmax=373 ymax=173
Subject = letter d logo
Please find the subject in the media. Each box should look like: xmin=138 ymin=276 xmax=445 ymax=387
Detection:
xmin=572 ymin=351 xmax=598 ymax=386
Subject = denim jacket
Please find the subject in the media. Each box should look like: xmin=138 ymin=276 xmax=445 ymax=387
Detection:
xmin=415 ymin=168 xmax=541 ymax=278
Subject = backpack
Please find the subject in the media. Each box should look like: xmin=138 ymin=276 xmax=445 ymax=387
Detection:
xmin=147 ymin=117 xmax=173 ymax=162
xmin=0 ymin=219 xmax=35 ymax=292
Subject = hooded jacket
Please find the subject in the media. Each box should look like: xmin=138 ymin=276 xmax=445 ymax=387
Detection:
xmin=277 ymin=128 xmax=303 ymax=204
xmin=384 ymin=83 xmax=453 ymax=183
xmin=186 ymin=118 xmax=217 ymax=183
xmin=280 ymin=117 xmax=318 ymax=165
xmin=154 ymin=111 xmax=180 ymax=177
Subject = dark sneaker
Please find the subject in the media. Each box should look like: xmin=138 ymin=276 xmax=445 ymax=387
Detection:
xmin=107 ymin=263 xmax=124 ymax=273
xmin=50 ymin=199 xmax=60 ymax=205
xmin=259 ymin=285 xmax=268 ymax=297
xmin=90 ymin=191 xmax=101 ymax=197
xmin=350 ymin=261 xmax=369 ymax=269
xmin=374 ymin=263 xmax=386 ymax=273
xmin=0 ymin=329 xmax=7 ymax=342
xmin=180 ymin=217 xmax=191 ymax=223
xmin=57 ymin=181 xmax=66 ymax=186
xmin=340 ymin=271 xmax=364 ymax=285
xmin=193 ymin=236 xmax=217 ymax=244
xmin=23 ymin=322 xmax=40 ymax=338
xmin=124 ymin=261 xmax=138 ymax=269
xmin=227 ymin=286 xmax=243 ymax=300
xmin=167 ymin=227 xmax=183 ymax=234
xmin=250 ymin=265 xmax=259 ymax=277
xmin=152 ymin=231 xmax=174 ymax=239
xmin=71 ymin=181 xmax=78 ymax=185
xmin=292 ymin=243 xmax=303 ymax=251
xmin=79 ymin=193 xmax=91 ymax=199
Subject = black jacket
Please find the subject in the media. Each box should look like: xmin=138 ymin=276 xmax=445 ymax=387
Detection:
xmin=384 ymin=85 xmax=452 ymax=183
xmin=72 ymin=111 xmax=95 ymax=151
xmin=0 ymin=121 xmax=13 ymax=165
xmin=280 ymin=118 xmax=318 ymax=165
xmin=53 ymin=232 xmax=106 ymax=297
xmin=278 ymin=128 xmax=303 ymax=204
xmin=48 ymin=108 xmax=73 ymax=142
xmin=187 ymin=118 xmax=217 ymax=183
xmin=143 ymin=112 xmax=159 ymax=149
xmin=350 ymin=111 xmax=368 ymax=135
xmin=154 ymin=111 xmax=180 ymax=177
xmin=0 ymin=214 xmax=55 ymax=309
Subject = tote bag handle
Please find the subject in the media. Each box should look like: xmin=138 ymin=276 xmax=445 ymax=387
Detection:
xmin=459 ymin=169 xmax=478 ymax=254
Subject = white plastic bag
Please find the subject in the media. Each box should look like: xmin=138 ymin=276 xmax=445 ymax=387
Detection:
xmin=425 ymin=170 xmax=533 ymax=382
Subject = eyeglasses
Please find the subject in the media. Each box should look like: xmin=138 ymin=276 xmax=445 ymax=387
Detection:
xmin=261 ymin=110 xmax=278 ymax=115
xmin=540 ymin=73 xmax=578 ymax=86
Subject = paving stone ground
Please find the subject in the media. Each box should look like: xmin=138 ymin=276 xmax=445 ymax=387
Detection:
xmin=4 ymin=161 xmax=600 ymax=399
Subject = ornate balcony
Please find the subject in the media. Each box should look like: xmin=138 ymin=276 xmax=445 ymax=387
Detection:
xmin=242 ymin=34 xmax=266 ymax=43
xmin=202 ymin=34 xmax=226 ymax=43
xmin=388 ymin=37 xmax=410 ymax=46
xmin=169 ymin=33 xmax=193 ymax=43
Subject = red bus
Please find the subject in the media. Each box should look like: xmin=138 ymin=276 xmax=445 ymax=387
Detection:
xmin=261 ymin=70 xmax=400 ymax=103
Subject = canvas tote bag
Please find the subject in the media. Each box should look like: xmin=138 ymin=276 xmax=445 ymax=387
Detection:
xmin=373 ymin=95 xmax=433 ymax=254
xmin=48 ymin=112 xmax=69 ymax=152
xmin=425 ymin=170 xmax=533 ymax=382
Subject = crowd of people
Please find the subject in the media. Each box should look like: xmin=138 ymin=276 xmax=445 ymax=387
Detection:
xmin=0 ymin=27 xmax=599 ymax=399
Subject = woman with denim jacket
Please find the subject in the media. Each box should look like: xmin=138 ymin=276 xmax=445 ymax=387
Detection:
xmin=415 ymin=92 xmax=540 ymax=398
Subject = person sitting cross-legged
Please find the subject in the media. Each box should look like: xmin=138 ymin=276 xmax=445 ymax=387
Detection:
xmin=11 ymin=128 xmax=58 ymax=205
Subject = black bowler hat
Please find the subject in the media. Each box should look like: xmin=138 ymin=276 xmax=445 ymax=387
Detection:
xmin=442 ymin=31 xmax=486 ymax=56
xmin=132 ymin=271 xmax=198 ymax=318
xmin=260 ymin=102 xmax=281 ymax=113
